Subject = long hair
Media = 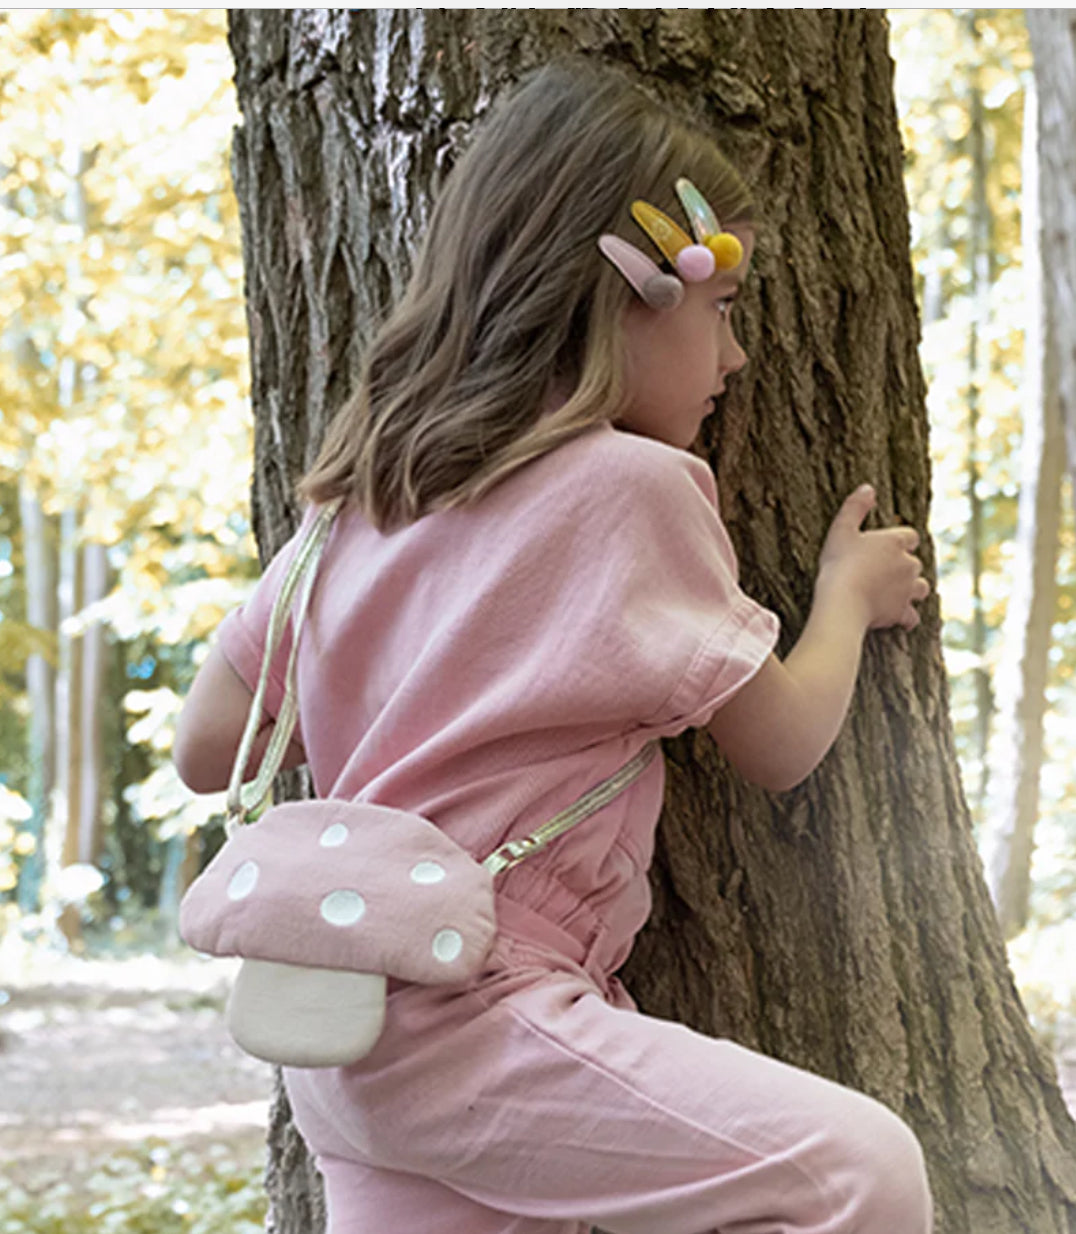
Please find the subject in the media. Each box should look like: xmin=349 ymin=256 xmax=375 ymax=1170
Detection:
xmin=297 ymin=60 xmax=753 ymax=531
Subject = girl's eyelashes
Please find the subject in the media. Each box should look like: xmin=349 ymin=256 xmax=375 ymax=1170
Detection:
xmin=714 ymin=297 xmax=737 ymax=318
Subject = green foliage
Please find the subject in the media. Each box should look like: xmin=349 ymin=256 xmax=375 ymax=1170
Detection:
xmin=894 ymin=10 xmax=1076 ymax=801
xmin=0 ymin=10 xmax=258 ymax=910
xmin=0 ymin=1140 xmax=266 ymax=1234
xmin=892 ymin=10 xmax=1033 ymax=790
xmin=891 ymin=10 xmax=1076 ymax=1032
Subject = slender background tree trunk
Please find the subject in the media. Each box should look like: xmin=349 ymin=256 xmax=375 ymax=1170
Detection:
xmin=227 ymin=11 xmax=1076 ymax=1232
xmin=55 ymin=503 xmax=83 ymax=943
xmin=964 ymin=12 xmax=996 ymax=820
xmin=77 ymin=542 xmax=108 ymax=864
xmin=52 ymin=133 xmax=103 ymax=943
xmin=16 ymin=476 xmax=57 ymax=913
xmin=983 ymin=77 xmax=1065 ymax=942
xmin=1026 ymin=12 xmax=1076 ymax=489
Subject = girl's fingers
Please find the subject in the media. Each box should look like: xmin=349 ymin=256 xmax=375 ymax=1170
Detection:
xmin=897 ymin=580 xmax=930 ymax=631
xmin=868 ymin=525 xmax=920 ymax=555
xmin=838 ymin=484 xmax=877 ymax=532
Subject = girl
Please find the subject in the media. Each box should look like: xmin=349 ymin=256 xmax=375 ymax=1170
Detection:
xmin=175 ymin=60 xmax=933 ymax=1234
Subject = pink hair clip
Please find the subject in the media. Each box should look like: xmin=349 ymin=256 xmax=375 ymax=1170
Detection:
xmin=598 ymin=178 xmax=744 ymax=311
xmin=596 ymin=235 xmax=683 ymax=310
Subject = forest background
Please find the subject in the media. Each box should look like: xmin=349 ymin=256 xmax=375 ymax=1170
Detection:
xmin=0 ymin=8 xmax=1072 ymax=1230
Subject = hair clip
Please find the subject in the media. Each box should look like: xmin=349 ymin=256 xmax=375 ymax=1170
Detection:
xmin=631 ymin=200 xmax=716 ymax=283
xmin=596 ymin=235 xmax=683 ymax=310
xmin=675 ymin=178 xmax=744 ymax=271
xmin=598 ymin=177 xmax=744 ymax=311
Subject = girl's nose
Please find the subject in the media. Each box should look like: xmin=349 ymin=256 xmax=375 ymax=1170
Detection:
xmin=721 ymin=335 xmax=748 ymax=379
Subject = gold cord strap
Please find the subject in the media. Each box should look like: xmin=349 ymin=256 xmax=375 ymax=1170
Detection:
xmin=481 ymin=741 xmax=659 ymax=876
xmin=225 ymin=498 xmax=344 ymax=832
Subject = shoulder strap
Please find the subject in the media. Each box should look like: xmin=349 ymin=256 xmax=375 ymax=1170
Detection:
xmin=223 ymin=497 xmax=661 ymax=870
xmin=225 ymin=498 xmax=344 ymax=829
xmin=480 ymin=739 xmax=659 ymax=875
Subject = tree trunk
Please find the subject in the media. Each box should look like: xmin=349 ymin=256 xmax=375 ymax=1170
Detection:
xmin=77 ymin=541 xmax=108 ymax=864
xmin=983 ymin=76 xmax=1065 ymax=941
xmin=227 ymin=11 xmax=1076 ymax=1232
xmin=17 ymin=477 xmax=57 ymax=913
xmin=1026 ymin=12 xmax=1076 ymax=490
xmin=55 ymin=503 xmax=84 ymax=943
xmin=53 ymin=128 xmax=98 ymax=944
xmin=964 ymin=13 xmax=995 ymax=821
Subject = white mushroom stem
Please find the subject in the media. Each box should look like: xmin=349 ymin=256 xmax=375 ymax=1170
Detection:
xmin=227 ymin=959 xmax=387 ymax=1068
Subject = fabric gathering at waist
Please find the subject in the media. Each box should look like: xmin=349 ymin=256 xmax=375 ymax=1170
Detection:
xmin=492 ymin=893 xmax=589 ymax=967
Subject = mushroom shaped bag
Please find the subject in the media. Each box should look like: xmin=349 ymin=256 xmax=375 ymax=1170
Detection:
xmin=178 ymin=500 xmax=659 ymax=1069
xmin=179 ymin=799 xmax=499 ymax=1067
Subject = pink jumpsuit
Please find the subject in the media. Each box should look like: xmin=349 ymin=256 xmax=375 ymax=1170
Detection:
xmin=217 ymin=424 xmax=933 ymax=1234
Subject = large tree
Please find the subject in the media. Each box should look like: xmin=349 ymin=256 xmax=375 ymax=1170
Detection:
xmin=225 ymin=11 xmax=1076 ymax=1232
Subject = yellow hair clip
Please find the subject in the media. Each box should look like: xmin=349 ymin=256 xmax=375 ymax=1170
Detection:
xmin=629 ymin=201 xmax=694 ymax=267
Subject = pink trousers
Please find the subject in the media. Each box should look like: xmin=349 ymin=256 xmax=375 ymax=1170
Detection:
xmin=284 ymin=931 xmax=933 ymax=1234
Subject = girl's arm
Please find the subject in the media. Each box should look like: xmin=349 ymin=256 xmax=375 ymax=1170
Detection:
xmin=173 ymin=644 xmax=307 ymax=794
xmin=706 ymin=485 xmax=929 ymax=792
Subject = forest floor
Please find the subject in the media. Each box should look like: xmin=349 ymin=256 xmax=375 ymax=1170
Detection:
xmin=0 ymin=944 xmax=273 ymax=1205
xmin=2 ymin=941 xmax=1075 ymax=1208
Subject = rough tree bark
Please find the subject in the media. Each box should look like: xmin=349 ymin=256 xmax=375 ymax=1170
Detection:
xmin=226 ymin=11 xmax=1076 ymax=1233
xmin=983 ymin=77 xmax=1065 ymax=941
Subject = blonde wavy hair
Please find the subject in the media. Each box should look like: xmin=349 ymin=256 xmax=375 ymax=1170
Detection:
xmin=298 ymin=60 xmax=753 ymax=531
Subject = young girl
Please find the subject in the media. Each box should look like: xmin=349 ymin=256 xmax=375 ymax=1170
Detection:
xmin=175 ymin=61 xmax=933 ymax=1234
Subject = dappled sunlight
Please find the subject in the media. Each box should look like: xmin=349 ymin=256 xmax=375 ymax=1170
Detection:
xmin=0 ymin=947 xmax=275 ymax=1219
xmin=2 ymin=1099 xmax=270 ymax=1149
xmin=892 ymin=9 xmax=1076 ymax=1040
xmin=0 ymin=9 xmax=1074 ymax=1229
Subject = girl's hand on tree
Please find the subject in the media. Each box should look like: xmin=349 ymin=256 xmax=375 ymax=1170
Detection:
xmin=817 ymin=485 xmax=931 ymax=632
xmin=706 ymin=484 xmax=929 ymax=790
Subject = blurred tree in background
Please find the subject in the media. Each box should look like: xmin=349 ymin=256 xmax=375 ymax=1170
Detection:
xmin=893 ymin=9 xmax=1076 ymax=1037
xmin=892 ymin=10 xmax=1030 ymax=819
xmin=0 ymin=7 xmax=1072 ymax=1047
xmin=0 ymin=9 xmax=256 ymax=947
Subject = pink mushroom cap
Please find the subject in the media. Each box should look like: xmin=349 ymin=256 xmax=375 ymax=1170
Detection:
xmin=180 ymin=799 xmax=497 ymax=986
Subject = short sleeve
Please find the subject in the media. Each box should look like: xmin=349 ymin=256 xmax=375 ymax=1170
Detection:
xmin=559 ymin=435 xmax=781 ymax=739
xmin=214 ymin=505 xmax=319 ymax=723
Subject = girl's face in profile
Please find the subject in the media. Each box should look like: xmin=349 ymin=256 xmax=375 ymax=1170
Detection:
xmin=616 ymin=226 xmax=754 ymax=450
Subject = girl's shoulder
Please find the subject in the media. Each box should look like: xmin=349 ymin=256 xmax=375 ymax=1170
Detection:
xmin=532 ymin=422 xmax=719 ymax=514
